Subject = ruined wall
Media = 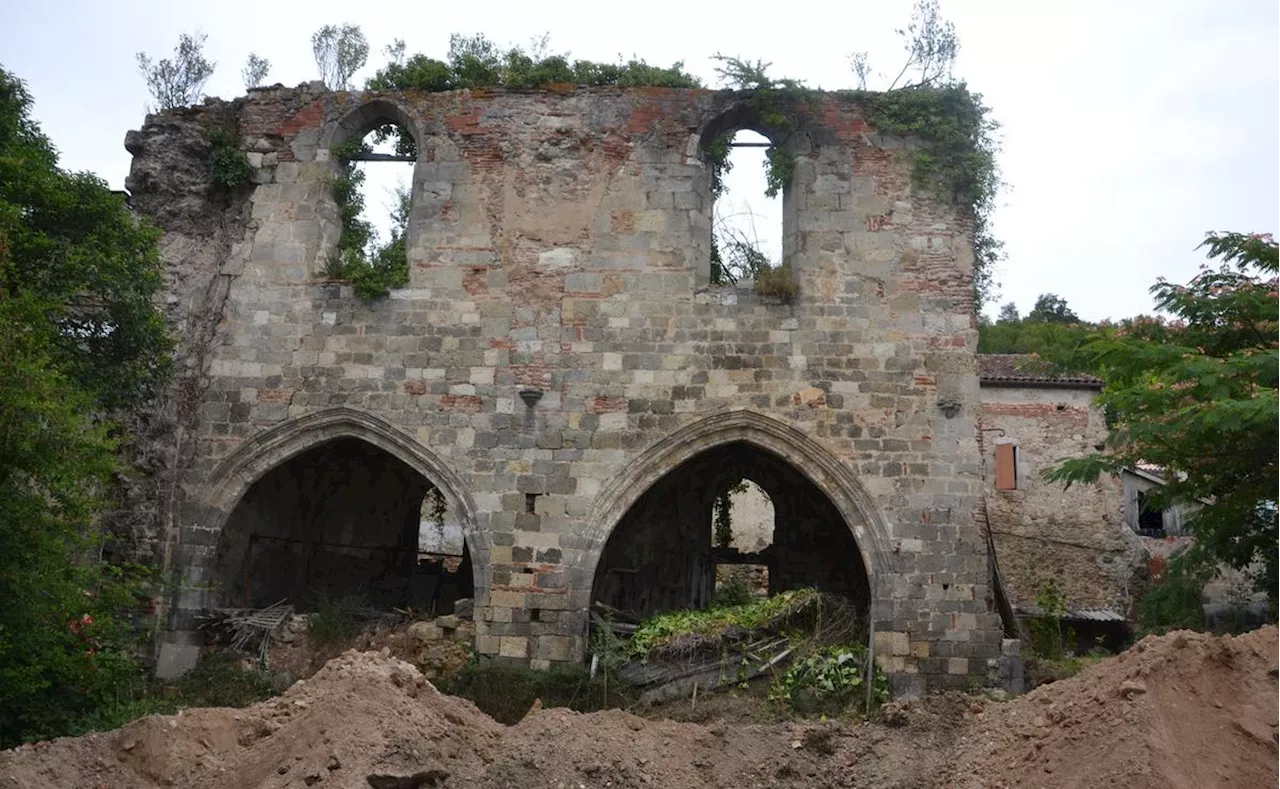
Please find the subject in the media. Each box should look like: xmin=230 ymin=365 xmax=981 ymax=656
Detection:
xmin=127 ymin=82 xmax=1003 ymax=692
xmin=978 ymin=384 xmax=1147 ymax=616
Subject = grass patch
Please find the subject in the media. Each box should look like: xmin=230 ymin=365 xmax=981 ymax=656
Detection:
xmin=307 ymin=596 xmax=363 ymax=647
xmin=49 ymin=650 xmax=280 ymax=742
xmin=439 ymin=660 xmax=635 ymax=724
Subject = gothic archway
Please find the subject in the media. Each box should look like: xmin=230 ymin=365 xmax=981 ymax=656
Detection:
xmin=198 ymin=408 xmax=484 ymax=609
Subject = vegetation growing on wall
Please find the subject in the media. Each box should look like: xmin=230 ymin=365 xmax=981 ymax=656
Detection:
xmin=701 ymin=44 xmax=998 ymax=307
xmin=207 ymin=127 xmax=253 ymax=189
xmin=365 ymin=33 xmax=701 ymax=94
xmin=136 ymin=32 xmax=215 ymax=112
xmin=324 ymin=135 xmax=410 ymax=300
xmin=854 ymin=85 xmax=1002 ymax=308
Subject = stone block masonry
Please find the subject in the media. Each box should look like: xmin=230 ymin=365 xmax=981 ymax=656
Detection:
xmin=126 ymin=81 xmax=1005 ymax=693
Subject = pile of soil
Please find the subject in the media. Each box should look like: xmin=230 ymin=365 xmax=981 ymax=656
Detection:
xmin=947 ymin=625 xmax=1278 ymax=789
xmin=2 ymin=627 xmax=1274 ymax=788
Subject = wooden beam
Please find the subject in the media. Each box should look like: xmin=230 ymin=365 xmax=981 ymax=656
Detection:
xmin=343 ymin=153 xmax=417 ymax=162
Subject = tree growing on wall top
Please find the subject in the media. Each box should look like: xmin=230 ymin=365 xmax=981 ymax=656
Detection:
xmin=312 ymin=24 xmax=369 ymax=90
xmin=242 ymin=53 xmax=271 ymax=90
xmin=136 ymin=32 xmax=215 ymax=112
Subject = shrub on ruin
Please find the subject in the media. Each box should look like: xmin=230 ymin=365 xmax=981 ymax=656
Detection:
xmin=312 ymin=24 xmax=368 ymax=90
xmin=755 ymin=262 xmax=799 ymax=303
xmin=136 ymin=32 xmax=215 ymax=112
xmin=208 ymin=128 xmax=253 ymax=189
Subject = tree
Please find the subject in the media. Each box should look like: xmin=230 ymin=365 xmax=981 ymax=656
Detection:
xmin=888 ymin=0 xmax=959 ymax=89
xmin=1028 ymin=293 xmax=1081 ymax=324
xmin=1045 ymin=232 xmax=1279 ymax=602
xmin=997 ymin=301 xmax=1020 ymax=322
xmin=136 ymin=32 xmax=215 ymax=111
xmin=312 ymin=24 xmax=368 ymax=90
xmin=242 ymin=53 xmax=270 ymax=90
xmin=0 ymin=68 xmax=170 ymax=746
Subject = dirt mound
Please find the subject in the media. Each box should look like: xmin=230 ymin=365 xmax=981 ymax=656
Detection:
xmin=2 ymin=627 xmax=1275 ymax=788
xmin=950 ymin=626 xmax=1278 ymax=788
xmin=0 ymin=650 xmax=502 ymax=789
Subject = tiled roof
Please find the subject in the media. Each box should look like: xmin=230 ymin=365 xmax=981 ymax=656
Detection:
xmin=977 ymin=354 xmax=1103 ymax=388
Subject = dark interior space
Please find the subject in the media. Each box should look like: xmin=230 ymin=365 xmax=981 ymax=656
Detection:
xmin=216 ymin=437 xmax=433 ymax=610
xmin=592 ymin=441 xmax=870 ymax=621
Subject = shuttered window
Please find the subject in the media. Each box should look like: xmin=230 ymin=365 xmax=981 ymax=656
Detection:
xmin=995 ymin=444 xmax=1018 ymax=490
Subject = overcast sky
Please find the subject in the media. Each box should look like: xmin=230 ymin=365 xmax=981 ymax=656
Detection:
xmin=2 ymin=0 xmax=1275 ymax=321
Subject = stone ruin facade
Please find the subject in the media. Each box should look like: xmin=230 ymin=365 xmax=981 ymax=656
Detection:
xmin=123 ymin=81 xmax=1010 ymax=694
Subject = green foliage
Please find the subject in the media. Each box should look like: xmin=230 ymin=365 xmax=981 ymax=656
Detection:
xmin=440 ymin=660 xmax=633 ymax=724
xmin=855 ymin=84 xmax=1002 ymax=309
xmin=1 ymin=69 xmax=176 ymax=744
xmin=307 ymin=596 xmax=362 ymax=646
xmin=713 ymin=491 xmax=734 ymax=549
xmin=1028 ymin=293 xmax=1081 ymax=324
xmin=978 ymin=292 xmax=1095 ymax=357
xmin=207 ymin=128 xmax=253 ymax=189
xmin=1136 ymin=552 xmax=1208 ymax=636
xmin=1 ymin=71 xmax=173 ymax=411
xmin=175 ymin=651 xmax=278 ymax=708
xmin=312 ymin=24 xmax=368 ymax=90
xmin=709 ymin=55 xmax=808 ymax=199
xmin=886 ymin=0 xmax=959 ymax=90
xmin=767 ymin=644 xmax=889 ymax=716
xmin=628 ymin=588 xmax=821 ymax=658
xmin=136 ymin=32 xmax=215 ymax=112
xmin=714 ymin=568 xmax=755 ymax=608
xmin=1027 ymin=580 xmax=1068 ymax=660
xmin=242 ymin=54 xmax=270 ymax=90
xmin=367 ymin=33 xmax=700 ymax=94
xmin=1044 ymin=232 xmax=1279 ymax=602
xmin=324 ymin=141 xmax=410 ymax=300
xmin=36 ymin=651 xmax=279 ymax=743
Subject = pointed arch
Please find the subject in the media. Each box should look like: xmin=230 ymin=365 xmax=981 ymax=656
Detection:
xmin=197 ymin=407 xmax=483 ymax=563
xmin=323 ymin=97 xmax=423 ymax=154
xmin=582 ymin=409 xmax=895 ymax=585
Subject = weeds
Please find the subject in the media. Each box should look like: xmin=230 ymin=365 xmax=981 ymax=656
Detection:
xmin=308 ymin=596 xmax=362 ymax=646
xmin=440 ymin=660 xmax=635 ymax=724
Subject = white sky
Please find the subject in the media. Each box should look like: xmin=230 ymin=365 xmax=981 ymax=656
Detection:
xmin=2 ymin=0 xmax=1275 ymax=321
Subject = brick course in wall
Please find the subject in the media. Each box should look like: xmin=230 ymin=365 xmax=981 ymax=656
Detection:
xmin=127 ymin=82 xmax=1004 ymax=693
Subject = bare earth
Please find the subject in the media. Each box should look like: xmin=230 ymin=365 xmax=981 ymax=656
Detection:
xmin=2 ymin=627 xmax=1274 ymax=789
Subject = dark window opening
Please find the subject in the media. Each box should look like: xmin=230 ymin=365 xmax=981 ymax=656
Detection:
xmin=1137 ymin=491 xmax=1166 ymax=537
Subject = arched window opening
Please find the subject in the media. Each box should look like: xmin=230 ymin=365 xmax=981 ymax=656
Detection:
xmin=326 ymin=117 xmax=416 ymax=296
xmin=709 ymin=130 xmax=782 ymax=285
xmin=712 ymin=479 xmax=775 ymax=603
xmin=415 ymin=488 xmax=475 ymax=615
xmin=591 ymin=441 xmax=869 ymax=625
xmin=215 ymin=437 xmax=461 ymax=613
